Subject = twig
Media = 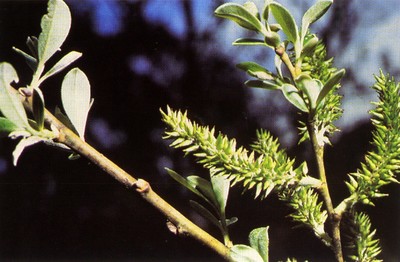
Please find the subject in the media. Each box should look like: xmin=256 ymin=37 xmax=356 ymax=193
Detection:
xmin=307 ymin=120 xmax=343 ymax=262
xmin=17 ymin=90 xmax=231 ymax=261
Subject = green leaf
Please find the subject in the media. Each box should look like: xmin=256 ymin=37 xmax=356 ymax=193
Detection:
xmin=187 ymin=175 xmax=219 ymax=209
xmin=189 ymin=200 xmax=221 ymax=229
xmin=301 ymin=0 xmax=332 ymax=41
xmin=40 ymin=51 xmax=82 ymax=82
xmin=215 ymin=3 xmax=264 ymax=32
xmin=54 ymin=106 xmax=79 ymax=135
xmin=243 ymin=1 xmax=259 ymax=20
xmin=12 ymin=47 xmax=38 ymax=71
xmin=165 ymin=168 xmax=208 ymax=202
xmin=316 ymin=68 xmax=345 ymax=107
xmin=245 ymin=80 xmax=280 ymax=90
xmin=233 ymin=38 xmax=266 ymax=46
xmin=300 ymin=34 xmax=319 ymax=58
xmin=211 ymin=176 xmax=230 ymax=214
xmin=262 ymin=1 xmax=270 ymax=21
xmin=61 ymin=68 xmax=91 ymax=139
xmin=281 ymin=84 xmax=308 ymax=112
xmin=296 ymin=76 xmax=323 ymax=110
xmin=237 ymin=62 xmax=274 ymax=80
xmin=269 ymin=2 xmax=298 ymax=43
xmin=0 ymin=117 xmax=19 ymax=137
xmin=38 ymin=0 xmax=71 ymax=65
xmin=274 ymin=54 xmax=283 ymax=78
xmin=32 ymin=88 xmax=45 ymax=130
xmin=249 ymin=227 xmax=269 ymax=262
xmin=230 ymin=245 xmax=264 ymax=262
xmin=0 ymin=63 xmax=30 ymax=128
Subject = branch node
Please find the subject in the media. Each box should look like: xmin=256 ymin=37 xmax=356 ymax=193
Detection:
xmin=166 ymin=220 xmax=189 ymax=237
xmin=134 ymin=179 xmax=151 ymax=194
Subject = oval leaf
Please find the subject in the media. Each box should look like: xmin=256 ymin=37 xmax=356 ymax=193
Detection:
xmin=249 ymin=227 xmax=269 ymax=262
xmin=296 ymin=76 xmax=323 ymax=110
xmin=281 ymin=84 xmax=308 ymax=112
xmin=233 ymin=38 xmax=266 ymax=46
xmin=215 ymin=3 xmax=263 ymax=32
xmin=0 ymin=63 xmax=30 ymax=128
xmin=230 ymin=245 xmax=264 ymax=262
xmin=270 ymin=2 xmax=298 ymax=43
xmin=38 ymin=0 xmax=71 ymax=65
xmin=316 ymin=68 xmax=345 ymax=107
xmin=237 ymin=62 xmax=274 ymax=80
xmin=243 ymin=1 xmax=259 ymax=19
xmin=12 ymin=47 xmax=38 ymax=72
xmin=301 ymin=0 xmax=333 ymax=40
xmin=61 ymin=68 xmax=91 ymax=139
xmin=211 ymin=176 xmax=230 ymax=214
xmin=41 ymin=51 xmax=82 ymax=82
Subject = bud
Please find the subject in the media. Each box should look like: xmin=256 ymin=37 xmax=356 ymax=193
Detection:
xmin=264 ymin=31 xmax=281 ymax=48
xmin=301 ymin=34 xmax=319 ymax=57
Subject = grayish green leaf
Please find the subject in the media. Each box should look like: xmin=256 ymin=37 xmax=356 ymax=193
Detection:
xmin=0 ymin=63 xmax=30 ymax=128
xmin=54 ymin=106 xmax=79 ymax=135
xmin=233 ymin=38 xmax=266 ymax=46
xmin=281 ymin=84 xmax=308 ymax=112
xmin=269 ymin=2 xmax=298 ymax=43
xmin=249 ymin=227 xmax=269 ymax=262
xmin=237 ymin=62 xmax=274 ymax=80
xmin=262 ymin=1 xmax=270 ymax=21
xmin=215 ymin=3 xmax=264 ymax=32
xmin=38 ymin=0 xmax=71 ymax=65
xmin=243 ymin=1 xmax=259 ymax=19
xmin=61 ymin=67 xmax=91 ymax=139
xmin=316 ymin=68 xmax=345 ymax=107
xmin=211 ymin=176 xmax=230 ymax=214
xmin=301 ymin=0 xmax=332 ymax=41
xmin=274 ymin=55 xmax=283 ymax=78
xmin=296 ymin=76 xmax=323 ymax=110
xmin=41 ymin=51 xmax=82 ymax=82
xmin=12 ymin=47 xmax=38 ymax=71
xmin=230 ymin=244 xmax=264 ymax=262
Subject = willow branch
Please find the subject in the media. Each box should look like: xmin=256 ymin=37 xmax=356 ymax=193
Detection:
xmin=307 ymin=120 xmax=343 ymax=262
xmin=17 ymin=91 xmax=231 ymax=261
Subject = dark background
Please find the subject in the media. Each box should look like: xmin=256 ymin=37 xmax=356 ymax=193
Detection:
xmin=0 ymin=0 xmax=399 ymax=261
